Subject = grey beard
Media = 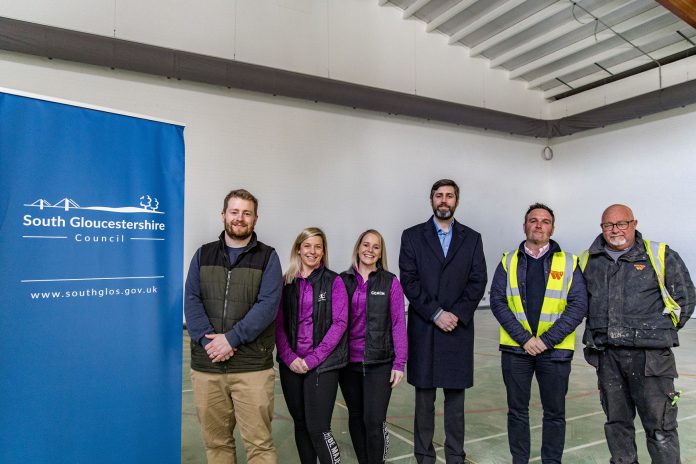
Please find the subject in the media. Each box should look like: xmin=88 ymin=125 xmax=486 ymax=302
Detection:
xmin=607 ymin=236 xmax=627 ymax=248
xmin=434 ymin=209 xmax=453 ymax=219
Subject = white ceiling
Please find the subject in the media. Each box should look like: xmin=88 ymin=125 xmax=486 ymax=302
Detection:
xmin=381 ymin=0 xmax=696 ymax=100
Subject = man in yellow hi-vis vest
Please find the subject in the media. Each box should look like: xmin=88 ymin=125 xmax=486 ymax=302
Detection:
xmin=582 ymin=204 xmax=695 ymax=464
xmin=490 ymin=203 xmax=587 ymax=464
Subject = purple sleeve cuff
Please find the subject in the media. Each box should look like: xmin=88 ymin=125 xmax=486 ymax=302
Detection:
xmin=304 ymin=354 xmax=319 ymax=371
xmin=390 ymin=277 xmax=408 ymax=372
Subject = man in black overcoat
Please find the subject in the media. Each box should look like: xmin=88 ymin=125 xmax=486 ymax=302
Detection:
xmin=399 ymin=179 xmax=487 ymax=464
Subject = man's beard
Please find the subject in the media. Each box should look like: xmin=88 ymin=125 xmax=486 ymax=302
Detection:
xmin=433 ymin=206 xmax=455 ymax=220
xmin=607 ymin=235 xmax=627 ymax=248
xmin=225 ymin=221 xmax=253 ymax=241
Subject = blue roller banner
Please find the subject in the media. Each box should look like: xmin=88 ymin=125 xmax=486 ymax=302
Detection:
xmin=0 ymin=91 xmax=185 ymax=463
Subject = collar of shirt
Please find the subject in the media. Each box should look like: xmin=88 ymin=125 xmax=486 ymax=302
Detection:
xmin=295 ymin=263 xmax=324 ymax=281
xmin=433 ymin=216 xmax=454 ymax=234
xmin=433 ymin=217 xmax=454 ymax=256
xmin=524 ymin=242 xmax=550 ymax=259
xmin=352 ymin=267 xmax=367 ymax=286
xmin=604 ymin=245 xmax=632 ymax=262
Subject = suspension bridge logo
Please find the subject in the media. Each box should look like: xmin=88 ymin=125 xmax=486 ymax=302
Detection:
xmin=25 ymin=195 xmax=164 ymax=214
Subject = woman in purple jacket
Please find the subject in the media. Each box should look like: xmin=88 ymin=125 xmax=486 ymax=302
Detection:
xmin=276 ymin=227 xmax=348 ymax=464
xmin=339 ymin=229 xmax=407 ymax=464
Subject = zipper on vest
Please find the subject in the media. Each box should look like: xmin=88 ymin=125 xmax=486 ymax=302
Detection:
xmin=222 ymin=269 xmax=232 ymax=333
xmin=362 ymin=361 xmax=366 ymax=377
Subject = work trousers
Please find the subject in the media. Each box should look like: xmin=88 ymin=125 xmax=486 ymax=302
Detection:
xmin=501 ymin=352 xmax=571 ymax=464
xmin=339 ymin=362 xmax=393 ymax=464
xmin=279 ymin=363 xmax=341 ymax=464
xmin=414 ymin=387 xmax=465 ymax=464
xmin=190 ymin=367 xmax=276 ymax=464
xmin=597 ymin=347 xmax=680 ymax=464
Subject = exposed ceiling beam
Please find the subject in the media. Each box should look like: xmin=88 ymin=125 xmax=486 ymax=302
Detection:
xmin=489 ymin=0 xmax=632 ymax=68
xmin=448 ymin=0 xmax=527 ymax=45
xmin=508 ymin=8 xmax=669 ymax=78
xmin=426 ymin=0 xmax=478 ymax=32
xmin=469 ymin=2 xmax=569 ymax=58
xmin=656 ymin=0 xmax=696 ymax=28
xmin=403 ymin=0 xmax=432 ymax=19
xmin=544 ymin=41 xmax=696 ymax=99
xmin=544 ymin=38 xmax=693 ymax=98
xmin=527 ymin=15 xmax=684 ymax=89
xmin=598 ymin=39 xmax=692 ymax=74
xmin=527 ymin=20 xmax=683 ymax=89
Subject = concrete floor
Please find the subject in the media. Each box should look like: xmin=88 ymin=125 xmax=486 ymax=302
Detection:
xmin=181 ymin=310 xmax=696 ymax=463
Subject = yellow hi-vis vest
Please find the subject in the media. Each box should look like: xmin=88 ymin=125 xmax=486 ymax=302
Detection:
xmin=500 ymin=250 xmax=578 ymax=350
xmin=579 ymin=239 xmax=681 ymax=327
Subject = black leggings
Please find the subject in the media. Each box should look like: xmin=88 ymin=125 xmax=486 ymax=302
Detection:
xmin=339 ymin=362 xmax=393 ymax=464
xmin=279 ymin=363 xmax=341 ymax=464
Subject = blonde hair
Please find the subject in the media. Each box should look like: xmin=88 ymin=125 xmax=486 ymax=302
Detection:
xmin=351 ymin=229 xmax=388 ymax=271
xmin=284 ymin=227 xmax=329 ymax=284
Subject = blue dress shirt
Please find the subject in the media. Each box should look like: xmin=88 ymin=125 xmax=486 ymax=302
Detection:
xmin=433 ymin=217 xmax=453 ymax=257
xmin=431 ymin=217 xmax=454 ymax=321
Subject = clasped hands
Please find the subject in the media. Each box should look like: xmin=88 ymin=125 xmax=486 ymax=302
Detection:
xmin=434 ymin=310 xmax=458 ymax=332
xmin=289 ymin=357 xmax=310 ymax=374
xmin=522 ymin=337 xmax=548 ymax=356
xmin=205 ymin=333 xmax=237 ymax=363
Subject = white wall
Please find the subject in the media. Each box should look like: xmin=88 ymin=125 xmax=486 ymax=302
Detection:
xmin=547 ymin=108 xmax=696 ymax=272
xmin=0 ymin=51 xmax=552 ymax=303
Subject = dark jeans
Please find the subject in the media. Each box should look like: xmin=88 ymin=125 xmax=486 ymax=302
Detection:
xmin=597 ymin=347 xmax=680 ymax=464
xmin=339 ymin=362 xmax=393 ymax=464
xmin=501 ymin=352 xmax=571 ymax=464
xmin=414 ymin=387 xmax=465 ymax=464
xmin=279 ymin=364 xmax=341 ymax=464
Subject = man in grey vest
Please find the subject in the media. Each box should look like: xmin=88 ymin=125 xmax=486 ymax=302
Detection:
xmin=582 ymin=204 xmax=695 ymax=464
xmin=185 ymin=189 xmax=282 ymax=464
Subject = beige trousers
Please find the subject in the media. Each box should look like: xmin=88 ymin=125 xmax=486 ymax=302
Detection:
xmin=191 ymin=368 xmax=276 ymax=464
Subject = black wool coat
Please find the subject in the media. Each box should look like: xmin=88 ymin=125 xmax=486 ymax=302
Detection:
xmin=399 ymin=217 xmax=488 ymax=389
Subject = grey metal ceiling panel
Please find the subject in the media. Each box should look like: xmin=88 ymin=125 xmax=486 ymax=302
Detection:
xmin=382 ymin=0 xmax=696 ymax=99
xmin=437 ymin=0 xmax=509 ymax=36
xmin=501 ymin=1 xmax=659 ymax=70
xmin=519 ymin=34 xmax=624 ymax=82
xmin=539 ymin=80 xmax=569 ymax=92
xmin=501 ymin=22 xmax=611 ymax=70
xmin=549 ymin=43 xmax=696 ymax=98
xmin=550 ymin=32 xmax=694 ymax=87
xmin=480 ymin=2 xmax=591 ymax=59
xmin=412 ymin=0 xmax=462 ymax=23
xmin=388 ymin=0 xmax=415 ymax=9
xmin=520 ymin=13 xmax=680 ymax=82
xmin=457 ymin=0 xmax=559 ymax=47
xmin=480 ymin=0 xmax=607 ymax=59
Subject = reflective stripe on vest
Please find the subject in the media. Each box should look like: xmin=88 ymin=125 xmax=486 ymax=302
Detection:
xmin=500 ymin=250 xmax=577 ymax=350
xmin=578 ymin=239 xmax=680 ymax=327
